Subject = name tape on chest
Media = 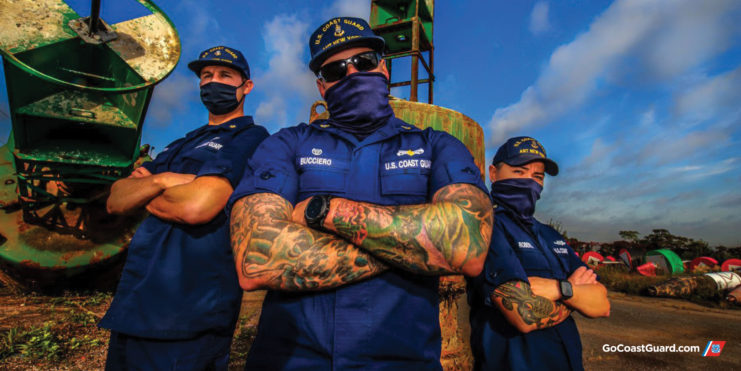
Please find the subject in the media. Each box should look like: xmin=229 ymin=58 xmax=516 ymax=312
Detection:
xmin=384 ymin=158 xmax=431 ymax=170
xmin=299 ymin=157 xmax=333 ymax=166
xmin=518 ymin=241 xmax=534 ymax=249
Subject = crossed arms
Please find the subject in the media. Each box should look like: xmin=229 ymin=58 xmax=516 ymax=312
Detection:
xmin=229 ymin=183 xmax=493 ymax=291
xmin=107 ymin=166 xmax=233 ymax=225
xmin=492 ymin=266 xmax=610 ymax=334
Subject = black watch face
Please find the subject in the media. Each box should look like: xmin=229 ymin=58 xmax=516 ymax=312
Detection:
xmin=561 ymin=281 xmax=573 ymax=298
xmin=306 ymin=196 xmax=325 ymax=219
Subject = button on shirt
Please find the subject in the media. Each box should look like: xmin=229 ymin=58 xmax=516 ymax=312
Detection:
xmin=100 ymin=116 xmax=269 ymax=339
xmin=468 ymin=203 xmax=588 ymax=371
xmin=228 ymin=117 xmax=487 ymax=370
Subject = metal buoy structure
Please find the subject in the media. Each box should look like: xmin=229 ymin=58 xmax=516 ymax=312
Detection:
xmin=310 ymin=1 xmax=483 ymax=368
xmin=0 ymin=0 xmax=180 ymax=291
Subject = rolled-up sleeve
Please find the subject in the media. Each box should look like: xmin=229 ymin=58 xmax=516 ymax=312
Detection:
xmin=429 ymin=131 xmax=488 ymax=197
xmin=473 ymin=222 xmax=529 ymax=307
xmin=226 ymin=127 xmax=300 ymax=216
xmin=197 ymin=126 xmax=269 ymax=187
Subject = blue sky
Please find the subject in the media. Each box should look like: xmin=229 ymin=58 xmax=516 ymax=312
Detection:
xmin=1 ymin=0 xmax=740 ymax=246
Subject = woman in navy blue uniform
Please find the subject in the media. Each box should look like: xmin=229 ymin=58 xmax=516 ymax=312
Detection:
xmin=228 ymin=17 xmax=493 ymax=370
xmin=99 ymin=46 xmax=269 ymax=370
xmin=468 ymin=136 xmax=610 ymax=371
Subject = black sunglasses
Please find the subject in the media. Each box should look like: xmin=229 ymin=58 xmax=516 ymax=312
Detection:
xmin=318 ymin=51 xmax=381 ymax=82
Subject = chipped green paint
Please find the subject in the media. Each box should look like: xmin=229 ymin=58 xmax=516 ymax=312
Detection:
xmin=0 ymin=0 xmax=180 ymax=93
xmin=0 ymin=0 xmax=80 ymax=54
xmin=16 ymin=90 xmax=137 ymax=129
xmin=0 ymin=0 xmax=179 ymax=290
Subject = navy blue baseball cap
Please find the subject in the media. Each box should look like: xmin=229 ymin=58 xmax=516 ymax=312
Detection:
xmin=187 ymin=46 xmax=250 ymax=79
xmin=492 ymin=136 xmax=559 ymax=176
xmin=308 ymin=17 xmax=385 ymax=74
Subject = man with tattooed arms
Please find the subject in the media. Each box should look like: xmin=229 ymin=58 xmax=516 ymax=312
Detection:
xmin=227 ymin=17 xmax=492 ymax=370
xmin=468 ymin=137 xmax=610 ymax=371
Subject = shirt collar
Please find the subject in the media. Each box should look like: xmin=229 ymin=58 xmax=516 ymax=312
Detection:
xmin=310 ymin=116 xmax=421 ymax=147
xmin=187 ymin=116 xmax=255 ymax=138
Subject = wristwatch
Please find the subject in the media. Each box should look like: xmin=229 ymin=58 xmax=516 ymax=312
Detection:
xmin=559 ymin=279 xmax=573 ymax=300
xmin=305 ymin=194 xmax=333 ymax=230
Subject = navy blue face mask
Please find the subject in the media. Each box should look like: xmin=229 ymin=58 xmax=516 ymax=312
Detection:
xmin=323 ymin=72 xmax=394 ymax=140
xmin=200 ymin=80 xmax=245 ymax=115
xmin=490 ymin=178 xmax=543 ymax=224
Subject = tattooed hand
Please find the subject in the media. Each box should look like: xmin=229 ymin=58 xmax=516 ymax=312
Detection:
xmin=230 ymin=192 xmax=388 ymax=292
xmin=323 ymin=183 xmax=493 ymax=276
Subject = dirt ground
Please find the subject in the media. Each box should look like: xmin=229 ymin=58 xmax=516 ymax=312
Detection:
xmin=1 ymin=288 xmax=738 ymax=370
xmin=577 ymin=291 xmax=740 ymax=370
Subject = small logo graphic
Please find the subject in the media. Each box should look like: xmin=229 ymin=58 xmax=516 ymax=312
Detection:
xmin=311 ymin=148 xmax=323 ymax=156
xmin=518 ymin=241 xmax=534 ymax=249
xmin=554 ymin=240 xmax=567 ymax=246
xmin=196 ymin=137 xmax=223 ymax=151
xmin=703 ymin=341 xmax=726 ymax=357
xmin=334 ymin=24 xmax=345 ymax=37
xmin=397 ymin=148 xmax=425 ymax=157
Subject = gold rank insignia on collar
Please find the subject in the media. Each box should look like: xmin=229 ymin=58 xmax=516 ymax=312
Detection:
xmin=402 ymin=125 xmax=412 ymax=130
xmin=229 ymin=125 xmax=236 ymax=129
xmin=320 ymin=124 xmax=330 ymax=128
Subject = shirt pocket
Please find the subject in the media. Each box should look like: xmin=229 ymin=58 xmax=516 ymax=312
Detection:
xmin=379 ymin=154 xmax=432 ymax=196
xmin=515 ymin=248 xmax=552 ymax=275
xmin=178 ymin=146 xmax=219 ymax=174
xmin=297 ymin=153 xmax=349 ymax=195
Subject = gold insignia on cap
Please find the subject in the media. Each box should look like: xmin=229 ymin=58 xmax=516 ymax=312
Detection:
xmin=334 ymin=24 xmax=345 ymax=37
xmin=215 ymin=50 xmax=222 ymax=56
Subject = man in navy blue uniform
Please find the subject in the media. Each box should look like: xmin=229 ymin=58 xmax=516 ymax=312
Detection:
xmin=228 ymin=17 xmax=493 ymax=370
xmin=100 ymin=46 xmax=269 ymax=370
xmin=468 ymin=136 xmax=610 ymax=371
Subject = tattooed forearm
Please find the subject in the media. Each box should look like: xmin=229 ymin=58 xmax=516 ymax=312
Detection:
xmin=230 ymin=193 xmax=388 ymax=291
xmin=492 ymin=281 xmax=572 ymax=332
xmin=325 ymin=183 xmax=492 ymax=276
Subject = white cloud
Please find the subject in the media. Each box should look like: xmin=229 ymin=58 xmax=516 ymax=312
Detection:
xmin=176 ymin=0 xmax=226 ymax=46
xmin=487 ymin=0 xmax=741 ymax=145
xmin=529 ymin=1 xmax=551 ymax=35
xmin=322 ymin=0 xmax=371 ymax=20
xmin=147 ymin=72 xmax=199 ymax=127
xmin=673 ymin=66 xmax=741 ymax=122
xmin=252 ymin=14 xmax=320 ymax=127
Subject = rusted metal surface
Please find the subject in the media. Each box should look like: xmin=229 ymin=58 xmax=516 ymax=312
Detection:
xmin=16 ymin=90 xmax=137 ymax=129
xmin=0 ymin=0 xmax=79 ymax=54
xmin=1 ymin=0 xmax=180 ymax=93
xmin=647 ymin=276 xmax=716 ymax=298
xmin=108 ymin=12 xmax=181 ymax=82
xmin=0 ymin=0 xmax=178 ymax=291
xmin=439 ymin=276 xmax=474 ymax=371
xmin=370 ymin=0 xmax=435 ymax=103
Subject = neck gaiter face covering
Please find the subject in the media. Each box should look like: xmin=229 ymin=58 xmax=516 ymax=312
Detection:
xmin=323 ymin=72 xmax=394 ymax=140
xmin=491 ymin=178 xmax=543 ymax=224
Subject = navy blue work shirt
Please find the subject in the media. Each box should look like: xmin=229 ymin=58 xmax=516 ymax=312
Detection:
xmin=227 ymin=116 xmax=487 ymax=370
xmin=468 ymin=201 xmax=588 ymax=371
xmin=100 ymin=116 xmax=269 ymax=340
